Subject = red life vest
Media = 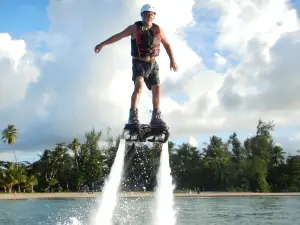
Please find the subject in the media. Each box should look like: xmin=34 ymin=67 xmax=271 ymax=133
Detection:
xmin=131 ymin=21 xmax=161 ymax=57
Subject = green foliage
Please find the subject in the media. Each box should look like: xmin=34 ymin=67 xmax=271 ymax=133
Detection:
xmin=1 ymin=119 xmax=300 ymax=193
xmin=1 ymin=124 xmax=18 ymax=163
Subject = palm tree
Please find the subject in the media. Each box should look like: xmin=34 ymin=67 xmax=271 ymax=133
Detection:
xmin=26 ymin=175 xmax=38 ymax=193
xmin=0 ymin=170 xmax=8 ymax=192
xmin=68 ymin=138 xmax=81 ymax=171
xmin=4 ymin=163 xmax=19 ymax=193
xmin=15 ymin=166 xmax=27 ymax=192
xmin=271 ymin=145 xmax=285 ymax=167
xmin=1 ymin=124 xmax=19 ymax=163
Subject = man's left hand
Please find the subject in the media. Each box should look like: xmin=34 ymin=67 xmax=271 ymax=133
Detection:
xmin=170 ymin=60 xmax=178 ymax=72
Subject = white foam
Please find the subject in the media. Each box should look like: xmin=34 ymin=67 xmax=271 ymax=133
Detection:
xmin=90 ymin=139 xmax=126 ymax=225
xmin=153 ymin=143 xmax=177 ymax=225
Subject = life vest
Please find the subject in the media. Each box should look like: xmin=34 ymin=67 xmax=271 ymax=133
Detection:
xmin=131 ymin=21 xmax=161 ymax=57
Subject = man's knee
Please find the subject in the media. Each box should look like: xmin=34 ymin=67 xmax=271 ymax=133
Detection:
xmin=147 ymin=75 xmax=160 ymax=91
xmin=134 ymin=76 xmax=144 ymax=94
xmin=151 ymin=84 xmax=160 ymax=94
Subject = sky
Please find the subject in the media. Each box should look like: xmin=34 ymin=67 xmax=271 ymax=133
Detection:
xmin=1 ymin=0 xmax=300 ymax=162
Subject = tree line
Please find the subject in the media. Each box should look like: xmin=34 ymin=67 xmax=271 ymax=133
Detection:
xmin=0 ymin=119 xmax=299 ymax=193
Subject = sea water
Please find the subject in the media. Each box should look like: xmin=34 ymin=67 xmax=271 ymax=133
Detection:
xmin=0 ymin=196 xmax=299 ymax=225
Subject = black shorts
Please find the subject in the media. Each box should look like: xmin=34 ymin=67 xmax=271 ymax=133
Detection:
xmin=132 ymin=58 xmax=160 ymax=90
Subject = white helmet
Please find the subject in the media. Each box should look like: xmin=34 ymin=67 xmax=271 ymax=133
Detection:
xmin=141 ymin=4 xmax=156 ymax=15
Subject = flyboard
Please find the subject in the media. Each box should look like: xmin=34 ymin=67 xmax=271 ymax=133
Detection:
xmin=122 ymin=123 xmax=170 ymax=171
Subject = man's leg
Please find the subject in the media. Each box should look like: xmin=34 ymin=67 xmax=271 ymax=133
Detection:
xmin=128 ymin=76 xmax=144 ymax=124
xmin=131 ymin=76 xmax=144 ymax=109
xmin=151 ymin=84 xmax=160 ymax=110
xmin=147 ymin=61 xmax=166 ymax=127
xmin=129 ymin=58 xmax=148 ymax=125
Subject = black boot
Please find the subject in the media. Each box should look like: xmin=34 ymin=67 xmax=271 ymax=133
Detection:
xmin=150 ymin=109 xmax=166 ymax=127
xmin=128 ymin=108 xmax=140 ymax=125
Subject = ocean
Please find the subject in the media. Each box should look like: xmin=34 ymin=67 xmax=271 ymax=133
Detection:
xmin=0 ymin=196 xmax=299 ymax=225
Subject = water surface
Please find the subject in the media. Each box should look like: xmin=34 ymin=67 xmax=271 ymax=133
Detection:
xmin=0 ymin=196 xmax=299 ymax=225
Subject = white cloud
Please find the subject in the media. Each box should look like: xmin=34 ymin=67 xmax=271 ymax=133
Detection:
xmin=0 ymin=150 xmax=42 ymax=163
xmin=0 ymin=33 xmax=40 ymax=109
xmin=214 ymin=52 xmax=227 ymax=67
xmin=296 ymin=133 xmax=300 ymax=141
xmin=214 ymin=1 xmax=300 ymax=122
xmin=212 ymin=0 xmax=299 ymax=60
xmin=0 ymin=0 xmax=200 ymax=150
xmin=188 ymin=136 xmax=198 ymax=148
xmin=289 ymin=132 xmax=300 ymax=142
xmin=166 ymin=0 xmax=300 ymax=152
xmin=1 ymin=0 xmax=300 ymax=157
xmin=0 ymin=33 xmax=26 ymax=64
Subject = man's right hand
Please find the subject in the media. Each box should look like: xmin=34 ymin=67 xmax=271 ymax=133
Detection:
xmin=94 ymin=43 xmax=104 ymax=53
xmin=170 ymin=60 xmax=178 ymax=72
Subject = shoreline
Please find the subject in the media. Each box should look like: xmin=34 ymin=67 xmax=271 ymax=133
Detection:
xmin=1 ymin=192 xmax=300 ymax=200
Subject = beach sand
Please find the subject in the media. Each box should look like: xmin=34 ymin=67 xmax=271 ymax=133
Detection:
xmin=0 ymin=192 xmax=300 ymax=200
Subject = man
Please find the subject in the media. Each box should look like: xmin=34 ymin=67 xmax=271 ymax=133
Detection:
xmin=94 ymin=4 xmax=178 ymax=128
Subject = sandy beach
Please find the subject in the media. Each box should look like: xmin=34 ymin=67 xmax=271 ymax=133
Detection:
xmin=0 ymin=191 xmax=300 ymax=200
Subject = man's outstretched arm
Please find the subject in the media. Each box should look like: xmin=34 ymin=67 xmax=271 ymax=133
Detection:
xmin=95 ymin=24 xmax=135 ymax=53
xmin=160 ymin=28 xmax=178 ymax=71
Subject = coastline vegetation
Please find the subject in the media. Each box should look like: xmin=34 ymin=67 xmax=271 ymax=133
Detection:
xmin=1 ymin=119 xmax=299 ymax=194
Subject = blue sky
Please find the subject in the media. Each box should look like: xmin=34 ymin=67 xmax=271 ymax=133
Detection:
xmin=0 ymin=0 xmax=49 ymax=38
xmin=1 ymin=0 xmax=300 ymax=162
xmin=1 ymin=0 xmax=299 ymax=73
xmin=0 ymin=0 xmax=246 ymax=68
xmin=1 ymin=0 xmax=300 ymax=50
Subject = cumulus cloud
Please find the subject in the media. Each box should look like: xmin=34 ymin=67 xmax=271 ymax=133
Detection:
xmin=214 ymin=0 xmax=300 ymax=128
xmin=0 ymin=150 xmax=41 ymax=163
xmin=1 ymin=0 xmax=300 ymax=160
xmin=295 ymin=133 xmax=300 ymax=141
xmin=211 ymin=0 xmax=299 ymax=59
xmin=214 ymin=52 xmax=227 ymax=67
xmin=188 ymin=136 xmax=198 ymax=148
xmin=0 ymin=33 xmax=39 ymax=109
xmin=165 ymin=0 xmax=300 ymax=151
xmin=0 ymin=0 xmax=200 ymax=152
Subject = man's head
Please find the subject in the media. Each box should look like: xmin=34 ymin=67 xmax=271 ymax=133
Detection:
xmin=140 ymin=4 xmax=156 ymax=25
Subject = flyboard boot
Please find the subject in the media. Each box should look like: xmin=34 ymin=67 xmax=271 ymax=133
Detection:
xmin=123 ymin=108 xmax=141 ymax=141
xmin=128 ymin=107 xmax=140 ymax=126
xmin=150 ymin=108 xmax=167 ymax=128
xmin=146 ymin=108 xmax=170 ymax=143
